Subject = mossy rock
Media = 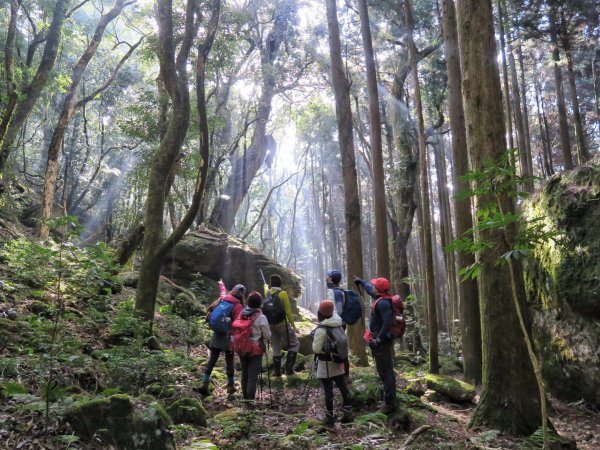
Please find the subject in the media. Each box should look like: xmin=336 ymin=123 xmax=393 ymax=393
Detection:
xmin=524 ymin=163 xmax=600 ymax=407
xmin=145 ymin=383 xmax=178 ymax=399
xmin=63 ymin=394 xmax=174 ymax=449
xmin=182 ymin=439 xmax=218 ymax=449
xmin=28 ymin=300 xmax=53 ymax=317
xmin=64 ymin=394 xmax=134 ymax=441
xmin=424 ymin=374 xmax=475 ymax=402
xmin=166 ymin=398 xmax=207 ymax=426
xmin=405 ymin=378 xmax=426 ymax=397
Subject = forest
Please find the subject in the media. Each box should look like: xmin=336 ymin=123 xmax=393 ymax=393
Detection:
xmin=0 ymin=0 xmax=599 ymax=448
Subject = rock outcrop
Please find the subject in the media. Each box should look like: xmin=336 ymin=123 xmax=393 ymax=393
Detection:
xmin=164 ymin=226 xmax=302 ymax=301
xmin=525 ymin=163 xmax=600 ymax=407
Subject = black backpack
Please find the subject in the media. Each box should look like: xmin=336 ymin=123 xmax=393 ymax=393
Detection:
xmin=262 ymin=291 xmax=286 ymax=324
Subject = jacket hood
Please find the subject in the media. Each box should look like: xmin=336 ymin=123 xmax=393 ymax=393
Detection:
xmin=320 ymin=313 xmax=343 ymax=327
xmin=241 ymin=306 xmax=261 ymax=317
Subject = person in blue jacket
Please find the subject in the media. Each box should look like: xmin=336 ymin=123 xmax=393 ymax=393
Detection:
xmin=353 ymin=276 xmax=397 ymax=414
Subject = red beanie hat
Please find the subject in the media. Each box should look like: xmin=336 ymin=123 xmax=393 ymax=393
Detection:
xmin=370 ymin=277 xmax=390 ymax=294
xmin=318 ymin=300 xmax=335 ymax=318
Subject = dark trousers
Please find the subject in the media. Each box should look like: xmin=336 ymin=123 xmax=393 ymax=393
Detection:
xmin=205 ymin=348 xmax=234 ymax=379
xmin=240 ymin=354 xmax=263 ymax=400
xmin=320 ymin=374 xmax=351 ymax=414
xmin=372 ymin=341 xmax=396 ymax=405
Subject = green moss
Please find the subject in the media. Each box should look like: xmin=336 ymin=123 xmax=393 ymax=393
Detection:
xmin=424 ymin=374 xmax=476 ymax=402
xmin=166 ymin=397 xmax=207 ymax=426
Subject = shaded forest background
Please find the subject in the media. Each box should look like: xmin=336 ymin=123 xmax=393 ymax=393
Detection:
xmin=1 ymin=0 xmax=599 ymax=448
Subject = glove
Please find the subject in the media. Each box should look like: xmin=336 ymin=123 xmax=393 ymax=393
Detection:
xmin=368 ymin=338 xmax=381 ymax=350
xmin=353 ymin=276 xmax=362 ymax=285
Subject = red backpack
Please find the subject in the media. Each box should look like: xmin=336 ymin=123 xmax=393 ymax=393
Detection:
xmin=231 ymin=312 xmax=265 ymax=356
xmin=373 ymin=295 xmax=406 ymax=338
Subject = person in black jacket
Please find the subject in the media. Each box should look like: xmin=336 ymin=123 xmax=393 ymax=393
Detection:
xmin=354 ymin=276 xmax=397 ymax=414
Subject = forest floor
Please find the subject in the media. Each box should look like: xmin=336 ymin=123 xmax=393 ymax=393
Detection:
xmin=175 ymin=345 xmax=600 ymax=450
xmin=0 ymin=218 xmax=599 ymax=449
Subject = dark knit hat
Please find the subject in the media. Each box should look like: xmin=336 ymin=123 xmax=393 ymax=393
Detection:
xmin=230 ymin=284 xmax=246 ymax=300
xmin=326 ymin=269 xmax=342 ymax=284
xmin=270 ymin=274 xmax=282 ymax=287
xmin=318 ymin=300 xmax=335 ymax=318
xmin=370 ymin=277 xmax=390 ymax=294
xmin=247 ymin=291 xmax=262 ymax=309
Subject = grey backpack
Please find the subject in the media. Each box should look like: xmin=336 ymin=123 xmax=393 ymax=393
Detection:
xmin=319 ymin=325 xmax=348 ymax=363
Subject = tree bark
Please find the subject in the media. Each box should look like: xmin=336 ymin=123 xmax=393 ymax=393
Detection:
xmin=561 ymin=17 xmax=590 ymax=164
xmin=38 ymin=0 xmax=130 ymax=237
xmin=405 ymin=0 xmax=438 ymax=374
xmin=135 ymin=0 xmax=220 ymax=324
xmin=440 ymin=0 xmax=482 ymax=385
xmin=496 ymin=0 xmax=514 ymax=151
xmin=507 ymin=31 xmax=532 ymax=191
xmin=455 ymin=0 xmax=541 ymax=434
xmin=358 ymin=0 xmax=389 ymax=278
xmin=325 ymin=0 xmax=367 ymax=366
xmin=0 ymin=0 xmax=69 ymax=174
xmin=549 ymin=12 xmax=574 ymax=170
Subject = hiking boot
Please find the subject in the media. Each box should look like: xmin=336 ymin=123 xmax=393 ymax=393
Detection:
xmin=380 ymin=402 xmax=397 ymax=415
xmin=272 ymin=356 xmax=282 ymax=377
xmin=227 ymin=382 xmax=236 ymax=395
xmin=285 ymin=351 xmax=297 ymax=375
xmin=196 ymin=380 xmax=210 ymax=396
xmin=321 ymin=412 xmax=335 ymax=427
xmin=340 ymin=406 xmax=353 ymax=423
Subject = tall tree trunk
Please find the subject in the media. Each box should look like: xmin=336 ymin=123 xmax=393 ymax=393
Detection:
xmin=496 ymin=0 xmax=514 ymax=151
xmin=405 ymin=0 xmax=439 ymax=374
xmin=325 ymin=0 xmax=367 ymax=366
xmin=38 ymin=0 xmax=130 ymax=237
xmin=516 ymin=41 xmax=534 ymax=180
xmin=0 ymin=0 xmax=69 ymax=175
xmin=534 ymin=73 xmax=554 ymax=177
xmin=433 ymin=137 xmax=458 ymax=338
xmin=455 ymin=0 xmax=541 ymax=434
xmin=549 ymin=12 xmax=574 ymax=170
xmin=0 ymin=0 xmax=23 ymax=148
xmin=441 ymin=0 xmax=482 ymax=384
xmin=561 ymin=17 xmax=590 ymax=164
xmin=135 ymin=0 xmax=220 ymax=324
xmin=507 ymin=30 xmax=532 ymax=191
xmin=357 ymin=0 xmax=389 ymax=278
xmin=209 ymin=1 xmax=296 ymax=233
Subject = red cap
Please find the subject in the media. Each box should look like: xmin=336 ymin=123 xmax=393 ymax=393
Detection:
xmin=370 ymin=277 xmax=390 ymax=293
xmin=318 ymin=300 xmax=335 ymax=318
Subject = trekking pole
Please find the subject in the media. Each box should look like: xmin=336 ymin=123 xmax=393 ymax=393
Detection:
xmin=302 ymin=354 xmax=316 ymax=402
xmin=259 ymin=268 xmax=266 ymax=286
xmin=265 ymin=342 xmax=273 ymax=407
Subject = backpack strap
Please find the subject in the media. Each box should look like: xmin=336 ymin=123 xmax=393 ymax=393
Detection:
xmin=372 ymin=296 xmax=392 ymax=314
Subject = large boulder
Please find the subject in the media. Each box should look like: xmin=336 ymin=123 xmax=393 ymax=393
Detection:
xmin=524 ymin=163 xmax=600 ymax=407
xmin=63 ymin=394 xmax=174 ymax=449
xmin=165 ymin=227 xmax=302 ymax=301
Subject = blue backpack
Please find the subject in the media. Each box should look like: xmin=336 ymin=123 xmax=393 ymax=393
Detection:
xmin=208 ymin=299 xmax=235 ymax=333
xmin=338 ymin=289 xmax=363 ymax=325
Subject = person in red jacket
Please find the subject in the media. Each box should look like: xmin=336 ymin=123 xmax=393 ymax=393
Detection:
xmin=198 ymin=282 xmax=245 ymax=396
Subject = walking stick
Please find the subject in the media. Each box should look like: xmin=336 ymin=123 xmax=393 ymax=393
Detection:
xmin=265 ymin=342 xmax=273 ymax=407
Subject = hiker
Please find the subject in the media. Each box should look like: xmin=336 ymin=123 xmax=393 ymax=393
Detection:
xmin=353 ymin=276 xmax=397 ymax=414
xmin=198 ymin=282 xmax=245 ymax=396
xmin=263 ymin=274 xmax=300 ymax=376
xmin=234 ymin=291 xmax=271 ymax=406
xmin=326 ymin=269 xmax=351 ymax=382
xmin=312 ymin=300 xmax=352 ymax=426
